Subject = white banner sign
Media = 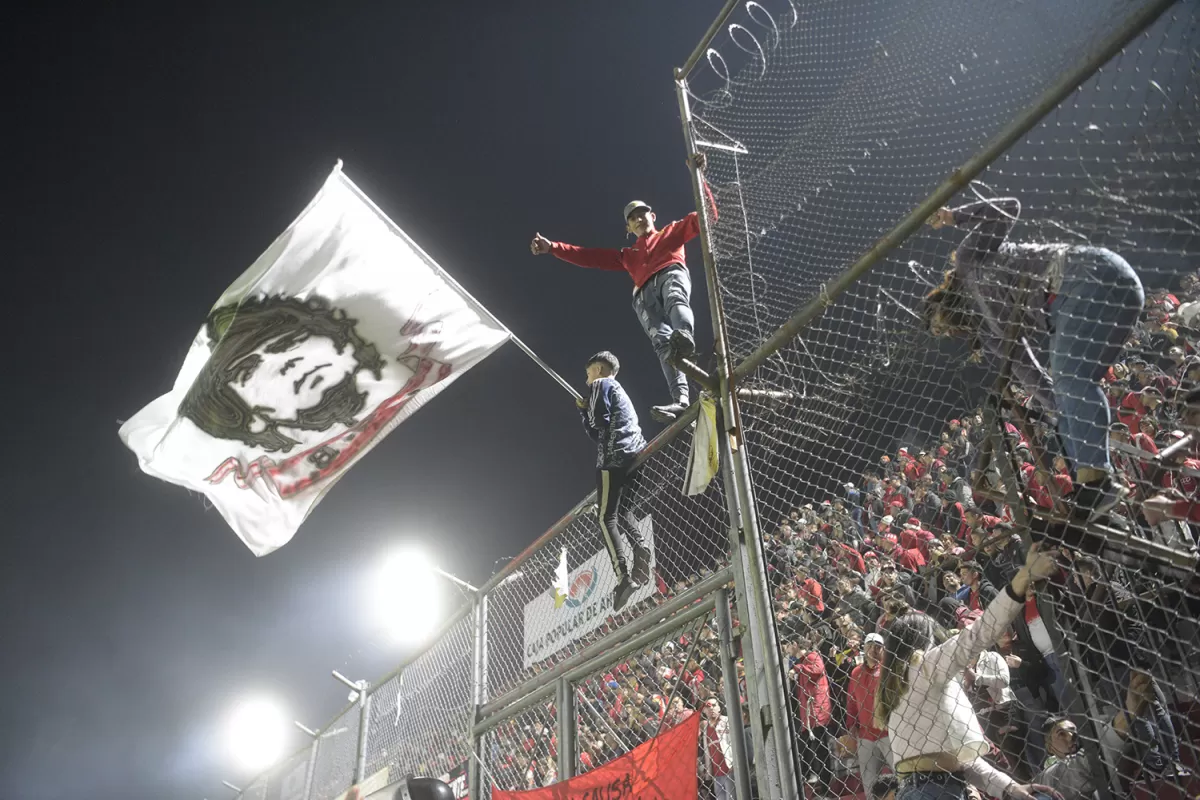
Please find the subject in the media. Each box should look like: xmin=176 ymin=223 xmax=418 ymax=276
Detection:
xmin=522 ymin=515 xmax=655 ymax=668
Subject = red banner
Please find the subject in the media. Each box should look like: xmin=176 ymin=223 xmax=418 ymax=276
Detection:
xmin=493 ymin=713 xmax=700 ymax=800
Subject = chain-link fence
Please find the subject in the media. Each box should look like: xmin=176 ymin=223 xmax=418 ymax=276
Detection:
xmin=231 ymin=419 xmax=753 ymax=800
xmin=679 ymin=0 xmax=1199 ymax=797
xmin=571 ymin=605 xmax=729 ymax=796
xmin=362 ymin=613 xmax=476 ymax=789
xmin=481 ymin=426 xmax=732 ymax=702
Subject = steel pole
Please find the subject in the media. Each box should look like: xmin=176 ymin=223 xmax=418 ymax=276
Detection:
xmin=677 ymin=75 xmax=799 ymax=799
xmin=468 ymin=595 xmax=485 ymax=800
xmin=556 ymin=676 xmax=576 ymax=783
xmin=716 ymin=588 xmax=754 ymax=800
xmin=675 ymin=0 xmax=740 ymax=80
xmin=302 ymin=735 xmax=320 ymax=800
xmin=353 ymin=691 xmax=371 ymax=786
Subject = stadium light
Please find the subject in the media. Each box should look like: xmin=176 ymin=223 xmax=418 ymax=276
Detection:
xmin=371 ymin=545 xmax=477 ymax=645
xmin=226 ymin=696 xmax=288 ymax=772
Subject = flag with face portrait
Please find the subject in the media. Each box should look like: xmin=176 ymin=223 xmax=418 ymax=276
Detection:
xmin=120 ymin=164 xmax=510 ymax=555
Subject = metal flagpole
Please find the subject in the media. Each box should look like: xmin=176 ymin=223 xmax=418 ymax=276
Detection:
xmin=676 ymin=76 xmax=799 ymax=800
xmin=336 ymin=164 xmax=583 ymax=404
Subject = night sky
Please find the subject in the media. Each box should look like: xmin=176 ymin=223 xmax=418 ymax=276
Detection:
xmin=2 ymin=5 xmax=720 ymax=798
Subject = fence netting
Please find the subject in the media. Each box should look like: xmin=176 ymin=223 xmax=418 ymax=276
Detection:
xmin=482 ymin=431 xmax=731 ymax=701
xmin=263 ymin=746 xmax=313 ymax=800
xmin=363 ymin=613 xmax=475 ymax=789
xmin=308 ymin=705 xmax=360 ymax=800
xmin=479 ymin=693 xmax=558 ymax=798
xmin=571 ymin=600 xmax=744 ymax=800
xmin=685 ymin=0 xmax=1198 ymax=797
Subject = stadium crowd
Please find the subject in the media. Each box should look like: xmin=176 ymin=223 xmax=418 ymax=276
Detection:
xmin=475 ymin=274 xmax=1200 ymax=800
xmin=385 ymin=271 xmax=1200 ymax=800
xmin=753 ymin=272 xmax=1200 ymax=798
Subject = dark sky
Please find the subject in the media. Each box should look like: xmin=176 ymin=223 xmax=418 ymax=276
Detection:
xmin=2 ymin=5 xmax=719 ymax=798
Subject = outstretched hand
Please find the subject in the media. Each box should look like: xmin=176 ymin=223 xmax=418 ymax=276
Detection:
xmin=530 ymin=233 xmax=552 ymax=255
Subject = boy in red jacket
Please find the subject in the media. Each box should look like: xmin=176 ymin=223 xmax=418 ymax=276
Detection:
xmin=531 ymin=153 xmax=716 ymax=422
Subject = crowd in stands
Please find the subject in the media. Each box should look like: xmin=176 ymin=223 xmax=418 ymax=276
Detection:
xmin=471 ymin=277 xmax=1200 ymax=799
xmin=759 ymin=273 xmax=1200 ymax=798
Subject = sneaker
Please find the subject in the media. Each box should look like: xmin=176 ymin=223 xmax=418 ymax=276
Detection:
xmin=1071 ymin=476 xmax=1124 ymax=522
xmin=650 ymin=401 xmax=689 ymax=422
xmin=631 ymin=546 xmax=651 ymax=586
xmin=613 ymin=577 xmax=636 ymax=613
xmin=669 ymin=330 xmax=696 ymax=361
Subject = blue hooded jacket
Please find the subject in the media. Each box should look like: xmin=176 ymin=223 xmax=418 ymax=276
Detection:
xmin=580 ymin=376 xmax=647 ymax=469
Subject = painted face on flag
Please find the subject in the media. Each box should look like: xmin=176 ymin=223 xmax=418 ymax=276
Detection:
xmin=228 ymin=332 xmax=362 ymax=423
xmin=179 ymin=294 xmax=386 ymax=453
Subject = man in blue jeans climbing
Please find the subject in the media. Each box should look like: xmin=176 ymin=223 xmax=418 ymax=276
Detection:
xmin=920 ymin=195 xmax=1145 ymax=537
xmin=531 ymin=153 xmax=716 ymax=422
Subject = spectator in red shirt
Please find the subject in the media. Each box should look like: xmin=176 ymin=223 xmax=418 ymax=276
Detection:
xmin=531 ymin=154 xmax=715 ymax=422
xmin=964 ymin=507 xmax=1003 ymax=538
xmin=1144 ymin=388 xmax=1200 ymax=525
xmin=791 ymin=634 xmax=834 ymax=796
xmin=845 ymin=633 xmax=893 ymax=793
xmin=903 ymin=453 xmax=926 ymax=483
xmin=879 ymin=533 xmax=925 ymax=572
xmin=1022 ymin=462 xmax=1055 ymax=510
xmin=882 ymin=477 xmax=912 ymax=513
xmin=900 ymin=519 xmax=935 ymax=559
xmin=1117 ymin=386 xmax=1163 ymax=431
xmin=831 ymin=539 xmax=867 ymax=574
xmin=795 ymin=565 xmax=828 ymax=617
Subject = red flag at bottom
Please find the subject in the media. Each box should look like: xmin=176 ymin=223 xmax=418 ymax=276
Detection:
xmin=493 ymin=713 xmax=700 ymax=800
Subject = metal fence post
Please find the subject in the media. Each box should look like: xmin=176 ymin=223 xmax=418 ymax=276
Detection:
xmin=468 ymin=594 xmax=487 ymax=800
xmin=301 ymin=734 xmax=320 ymax=800
xmin=353 ymin=690 xmax=371 ymax=788
xmin=676 ymin=75 xmax=799 ymax=800
xmin=716 ymin=588 xmax=753 ymax=800
xmin=556 ymin=676 xmax=576 ymax=783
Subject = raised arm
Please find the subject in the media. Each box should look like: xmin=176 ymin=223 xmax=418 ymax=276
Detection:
xmin=920 ymin=544 xmax=1055 ymax=685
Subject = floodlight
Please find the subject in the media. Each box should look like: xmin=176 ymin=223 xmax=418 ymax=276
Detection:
xmin=226 ymin=696 xmax=287 ymax=772
xmin=371 ymin=545 xmax=444 ymax=644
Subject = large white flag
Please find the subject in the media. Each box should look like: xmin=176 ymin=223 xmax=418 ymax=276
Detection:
xmin=120 ymin=164 xmax=510 ymax=555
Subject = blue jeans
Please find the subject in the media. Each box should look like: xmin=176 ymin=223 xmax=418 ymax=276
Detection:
xmin=897 ymin=773 xmax=969 ymax=800
xmin=632 ymin=265 xmax=694 ymax=403
xmin=1048 ymin=247 xmax=1144 ymax=472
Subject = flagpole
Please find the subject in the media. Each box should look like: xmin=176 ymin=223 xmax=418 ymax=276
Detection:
xmin=334 ymin=162 xmax=584 ymax=404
